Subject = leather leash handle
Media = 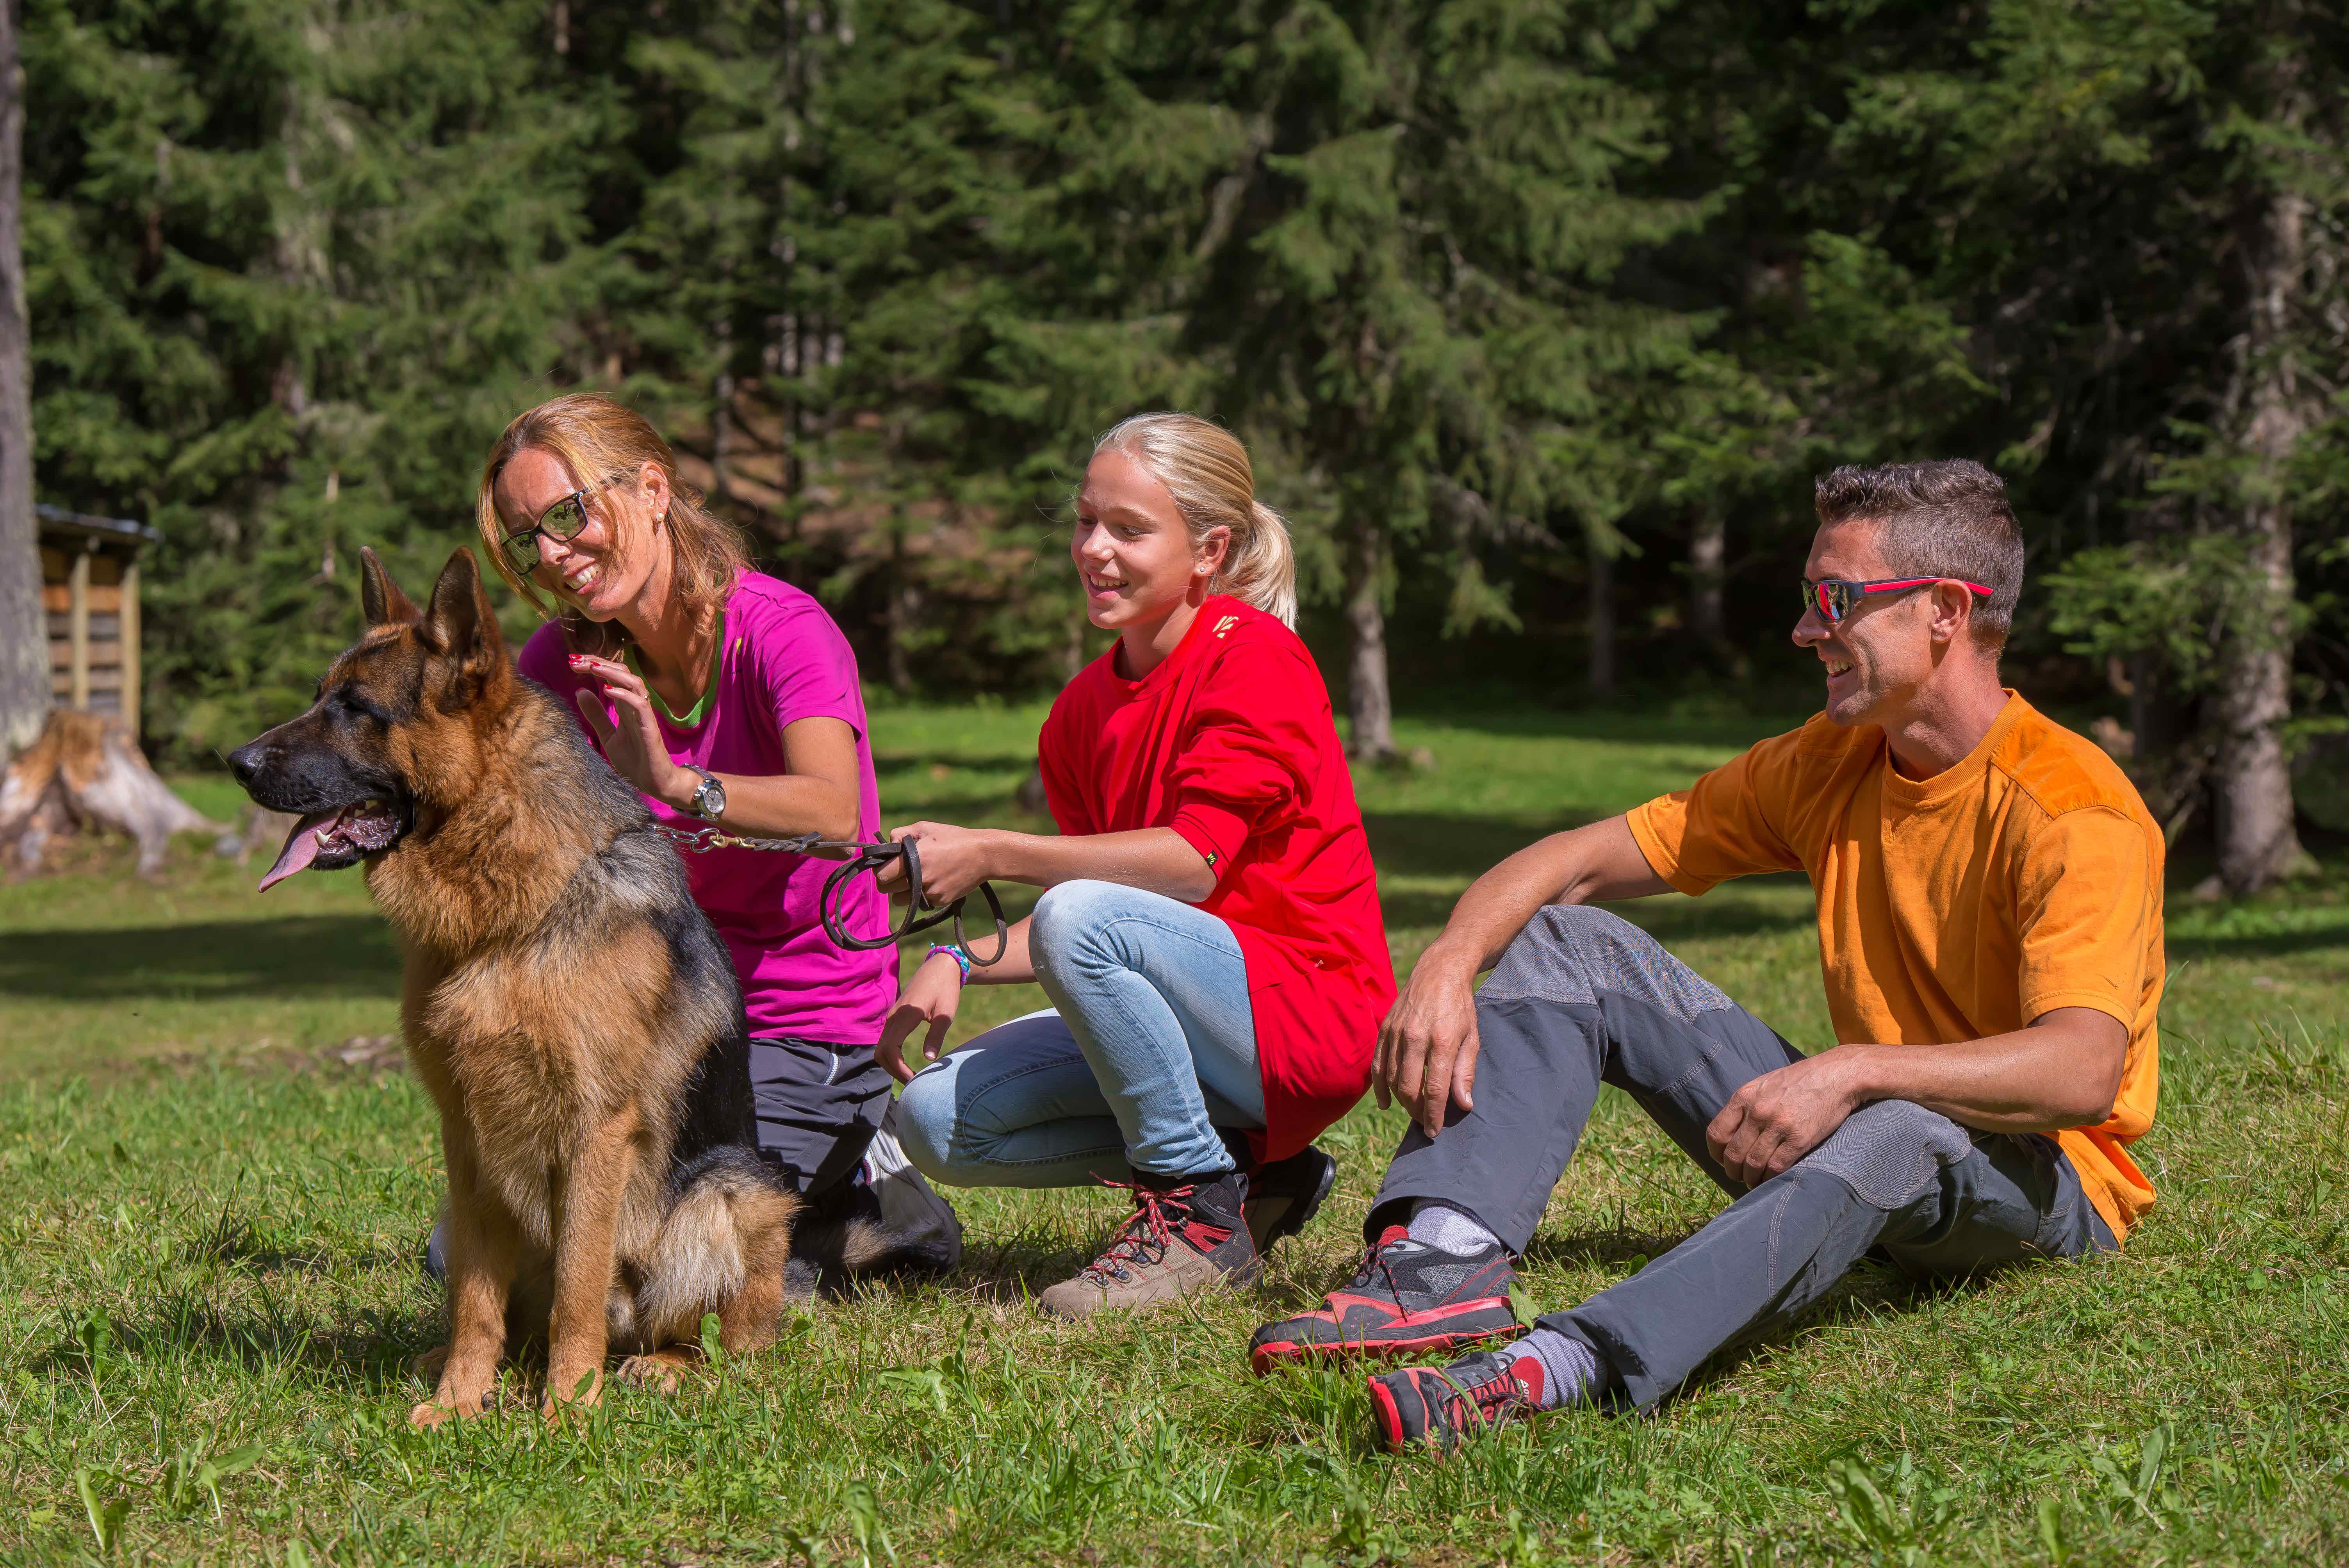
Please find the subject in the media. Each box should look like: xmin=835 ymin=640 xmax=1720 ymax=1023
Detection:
xmin=817 ymin=838 xmax=1007 ymax=966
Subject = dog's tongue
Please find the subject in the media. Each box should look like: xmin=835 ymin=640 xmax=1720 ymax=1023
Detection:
xmin=257 ymin=811 xmax=339 ymax=892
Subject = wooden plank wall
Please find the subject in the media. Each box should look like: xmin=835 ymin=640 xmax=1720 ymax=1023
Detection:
xmin=40 ymin=543 xmax=141 ymax=741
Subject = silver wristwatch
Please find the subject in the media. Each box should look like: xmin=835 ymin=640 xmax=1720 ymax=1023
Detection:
xmin=682 ymin=764 xmax=727 ymax=821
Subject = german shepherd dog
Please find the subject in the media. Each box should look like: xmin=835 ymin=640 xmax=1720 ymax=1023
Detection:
xmin=227 ymin=547 xmax=798 ymax=1426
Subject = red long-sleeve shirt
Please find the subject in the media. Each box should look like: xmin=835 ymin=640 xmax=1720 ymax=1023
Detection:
xmin=1038 ymin=596 xmax=1395 ymax=1162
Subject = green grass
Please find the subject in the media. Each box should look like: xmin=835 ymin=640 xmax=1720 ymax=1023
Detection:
xmin=5 ymin=701 xmax=2349 ymax=1564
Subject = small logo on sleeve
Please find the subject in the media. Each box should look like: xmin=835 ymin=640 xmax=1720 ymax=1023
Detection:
xmin=1214 ymin=615 xmax=1239 ymax=638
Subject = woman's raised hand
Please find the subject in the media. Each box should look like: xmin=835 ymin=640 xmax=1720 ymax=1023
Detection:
xmin=880 ymin=821 xmax=997 ymax=906
xmin=876 ymin=950 xmax=965 ymax=1083
xmin=569 ymin=654 xmax=692 ymax=807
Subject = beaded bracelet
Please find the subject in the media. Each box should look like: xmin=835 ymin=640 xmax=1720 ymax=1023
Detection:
xmin=926 ymin=943 xmax=971 ymax=985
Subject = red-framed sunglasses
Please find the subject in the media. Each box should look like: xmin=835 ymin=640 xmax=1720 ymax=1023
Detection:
xmin=1800 ymin=576 xmax=1993 ymax=624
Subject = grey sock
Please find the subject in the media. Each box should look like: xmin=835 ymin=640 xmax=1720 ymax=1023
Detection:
xmin=1405 ymin=1199 xmax=1502 ymax=1256
xmin=1498 ymin=1327 xmax=1613 ymax=1410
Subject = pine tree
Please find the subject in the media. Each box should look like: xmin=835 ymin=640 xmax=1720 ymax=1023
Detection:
xmin=1625 ymin=2 xmax=1992 ymax=675
xmin=1820 ymin=0 xmax=2349 ymax=892
xmin=26 ymin=0 xmax=618 ymax=760
xmin=1170 ymin=0 xmax=1715 ymax=750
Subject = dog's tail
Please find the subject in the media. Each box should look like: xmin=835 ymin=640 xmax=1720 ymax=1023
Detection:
xmin=637 ymin=1149 xmax=799 ymax=1346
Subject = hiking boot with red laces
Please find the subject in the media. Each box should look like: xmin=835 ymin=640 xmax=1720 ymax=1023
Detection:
xmin=1248 ymin=1224 xmax=1519 ymax=1373
xmin=1367 ymin=1348 xmax=1545 ymax=1454
xmin=1036 ymin=1170 xmax=1258 ymax=1319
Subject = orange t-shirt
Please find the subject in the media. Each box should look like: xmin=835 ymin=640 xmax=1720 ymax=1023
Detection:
xmin=1625 ymin=693 xmax=2162 ymax=1241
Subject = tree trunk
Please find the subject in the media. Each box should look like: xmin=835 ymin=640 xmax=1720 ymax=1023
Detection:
xmin=711 ymin=364 xmax=736 ymax=506
xmin=884 ymin=531 xmax=915 ymax=697
xmin=0 ymin=4 xmax=40 ymax=759
xmin=0 ymin=69 xmax=35 ymax=751
xmin=711 ymin=303 xmax=736 ymax=508
xmin=1588 ymin=535 xmax=1615 ymax=698
xmin=1688 ymin=510 xmax=1725 ymax=651
xmin=1342 ymin=524 xmax=1395 ymax=759
xmin=2213 ymin=31 xmax=2316 ymax=895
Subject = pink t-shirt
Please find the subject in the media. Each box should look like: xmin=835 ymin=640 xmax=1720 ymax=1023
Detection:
xmin=517 ymin=572 xmax=895 ymax=1043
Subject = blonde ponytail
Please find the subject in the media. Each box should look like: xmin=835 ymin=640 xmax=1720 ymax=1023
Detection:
xmin=1096 ymin=413 xmax=1298 ymax=628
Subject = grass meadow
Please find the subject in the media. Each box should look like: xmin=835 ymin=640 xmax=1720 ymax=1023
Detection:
xmin=5 ymin=699 xmax=2349 ymax=1564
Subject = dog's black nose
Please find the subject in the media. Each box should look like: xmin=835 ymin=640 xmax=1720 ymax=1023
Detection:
xmin=226 ymin=742 xmax=264 ymax=791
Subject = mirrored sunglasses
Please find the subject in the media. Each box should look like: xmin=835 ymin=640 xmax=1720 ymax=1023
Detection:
xmin=1800 ymin=576 xmax=1993 ymax=624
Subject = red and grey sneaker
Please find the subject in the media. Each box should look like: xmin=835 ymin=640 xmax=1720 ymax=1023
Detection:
xmin=1248 ymin=1224 xmax=1520 ymax=1373
xmin=1367 ymin=1348 xmax=1545 ymax=1454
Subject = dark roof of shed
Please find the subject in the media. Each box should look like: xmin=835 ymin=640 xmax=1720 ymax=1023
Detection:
xmin=36 ymin=504 xmax=160 ymax=547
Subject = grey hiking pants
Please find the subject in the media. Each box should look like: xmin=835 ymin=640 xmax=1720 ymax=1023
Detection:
xmin=1370 ymin=905 xmax=2118 ymax=1409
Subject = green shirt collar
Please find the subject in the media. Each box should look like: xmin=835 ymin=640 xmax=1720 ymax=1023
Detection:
xmin=624 ymin=609 xmax=727 ymax=729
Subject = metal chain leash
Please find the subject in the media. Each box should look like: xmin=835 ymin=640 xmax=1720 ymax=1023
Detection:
xmin=657 ymin=824 xmax=823 ymax=855
xmin=651 ymin=821 xmax=1008 ymax=965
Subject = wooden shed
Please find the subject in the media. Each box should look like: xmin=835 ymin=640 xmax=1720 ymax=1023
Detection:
xmin=38 ymin=504 xmax=160 ymax=744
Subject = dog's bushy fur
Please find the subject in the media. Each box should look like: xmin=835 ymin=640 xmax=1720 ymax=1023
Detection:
xmin=229 ymin=547 xmax=797 ymax=1425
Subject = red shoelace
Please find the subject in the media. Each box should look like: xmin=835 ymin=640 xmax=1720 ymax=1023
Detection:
xmin=1075 ymin=1178 xmax=1190 ymax=1283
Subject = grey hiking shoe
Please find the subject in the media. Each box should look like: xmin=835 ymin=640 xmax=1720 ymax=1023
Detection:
xmin=1244 ymin=1144 xmax=1337 ymax=1255
xmin=1037 ymin=1171 xmax=1257 ymax=1319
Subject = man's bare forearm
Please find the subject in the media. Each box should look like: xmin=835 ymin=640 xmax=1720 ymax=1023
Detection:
xmin=1830 ymin=1007 xmax=2128 ymax=1133
xmin=1418 ymin=816 xmax=1672 ymax=976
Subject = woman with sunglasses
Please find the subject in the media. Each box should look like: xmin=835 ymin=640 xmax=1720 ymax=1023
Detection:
xmin=471 ymin=393 xmax=963 ymax=1280
xmin=882 ymin=413 xmax=1396 ymax=1319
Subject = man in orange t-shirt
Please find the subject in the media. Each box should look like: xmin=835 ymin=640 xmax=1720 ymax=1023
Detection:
xmin=1249 ymin=460 xmax=2163 ymax=1453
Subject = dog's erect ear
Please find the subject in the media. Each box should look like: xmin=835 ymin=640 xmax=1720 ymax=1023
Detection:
xmin=421 ymin=547 xmax=508 ymax=706
xmin=359 ymin=547 xmax=421 ymax=628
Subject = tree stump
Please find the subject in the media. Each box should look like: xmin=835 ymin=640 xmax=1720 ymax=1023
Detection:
xmin=0 ymin=710 xmax=227 ymax=877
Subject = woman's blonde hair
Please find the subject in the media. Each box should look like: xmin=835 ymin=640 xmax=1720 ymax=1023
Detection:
xmin=474 ymin=394 xmax=749 ymax=656
xmin=1095 ymin=413 xmax=1297 ymax=628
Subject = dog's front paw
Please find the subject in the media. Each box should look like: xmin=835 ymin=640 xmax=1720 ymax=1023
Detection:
xmin=408 ymin=1389 xmax=491 ymax=1429
xmin=408 ymin=1399 xmax=457 ymax=1430
xmin=615 ymin=1351 xmax=698 ymax=1395
xmin=410 ymin=1367 xmax=498 ymax=1428
xmin=539 ymin=1364 xmax=604 ymax=1422
xmin=409 ymin=1344 xmax=450 ymax=1384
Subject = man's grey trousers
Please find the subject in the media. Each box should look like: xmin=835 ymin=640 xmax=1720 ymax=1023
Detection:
xmin=1371 ymin=905 xmax=2117 ymax=1409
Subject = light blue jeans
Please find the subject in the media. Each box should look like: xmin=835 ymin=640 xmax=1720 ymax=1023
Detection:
xmin=895 ymin=879 xmax=1264 ymax=1185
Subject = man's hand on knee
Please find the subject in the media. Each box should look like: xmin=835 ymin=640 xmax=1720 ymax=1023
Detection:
xmin=1376 ymin=949 xmax=1482 ymax=1140
xmin=1706 ymin=1051 xmax=1870 ymax=1188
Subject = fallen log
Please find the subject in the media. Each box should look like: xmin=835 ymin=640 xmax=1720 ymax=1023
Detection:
xmin=0 ymin=710 xmax=229 ymax=877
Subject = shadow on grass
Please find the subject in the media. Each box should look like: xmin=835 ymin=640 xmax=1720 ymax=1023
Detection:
xmin=0 ymin=915 xmax=401 ymax=1001
xmin=1511 ymin=1224 xmax=2032 ymax=1415
xmin=1520 ymin=1222 xmax=1704 ymax=1274
xmin=1364 ymin=813 xmax=1587 ymax=879
xmin=1379 ymin=879 xmax=1816 ymax=942
xmin=873 ymin=752 xmax=1038 ymax=775
xmin=935 ymin=1219 xmax=1103 ymax=1306
xmin=1392 ymin=706 xmax=1805 ymax=750
xmin=2167 ymin=926 xmax=2349 ymax=960
xmin=31 ymin=1294 xmax=439 ymax=1395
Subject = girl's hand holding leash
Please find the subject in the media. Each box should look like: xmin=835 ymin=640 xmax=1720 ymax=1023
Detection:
xmin=569 ymin=654 xmax=696 ymax=809
xmin=877 ymin=947 xmax=966 ymax=1083
xmin=878 ymin=820 xmax=996 ymax=907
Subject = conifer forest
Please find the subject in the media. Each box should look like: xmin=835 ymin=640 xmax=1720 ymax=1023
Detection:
xmin=11 ymin=0 xmax=2349 ymax=894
